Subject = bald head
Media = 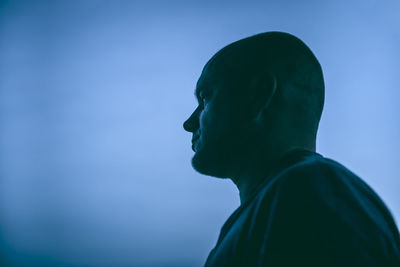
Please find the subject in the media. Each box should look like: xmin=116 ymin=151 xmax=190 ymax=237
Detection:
xmin=202 ymin=31 xmax=324 ymax=136
xmin=184 ymin=31 xmax=325 ymax=178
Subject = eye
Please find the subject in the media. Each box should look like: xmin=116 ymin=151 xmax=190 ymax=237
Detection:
xmin=199 ymin=91 xmax=209 ymax=104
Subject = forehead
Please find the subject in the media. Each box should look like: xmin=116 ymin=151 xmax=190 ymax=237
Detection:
xmin=195 ymin=62 xmax=218 ymax=100
xmin=195 ymin=54 xmax=239 ymax=100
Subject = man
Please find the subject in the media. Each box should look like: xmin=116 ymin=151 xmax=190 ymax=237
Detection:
xmin=183 ymin=32 xmax=400 ymax=266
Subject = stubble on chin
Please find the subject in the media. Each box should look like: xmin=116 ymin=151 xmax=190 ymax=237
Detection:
xmin=191 ymin=142 xmax=233 ymax=179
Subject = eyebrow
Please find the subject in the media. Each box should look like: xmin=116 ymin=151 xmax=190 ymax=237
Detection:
xmin=194 ymin=86 xmax=202 ymax=102
xmin=195 ymin=78 xmax=206 ymax=102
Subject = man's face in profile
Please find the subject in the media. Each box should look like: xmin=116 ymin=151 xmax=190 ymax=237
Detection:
xmin=183 ymin=61 xmax=250 ymax=178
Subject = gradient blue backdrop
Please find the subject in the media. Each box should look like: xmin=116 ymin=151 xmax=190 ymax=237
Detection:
xmin=1 ymin=0 xmax=399 ymax=266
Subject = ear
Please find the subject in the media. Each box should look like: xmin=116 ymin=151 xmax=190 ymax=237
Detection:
xmin=248 ymin=71 xmax=277 ymax=122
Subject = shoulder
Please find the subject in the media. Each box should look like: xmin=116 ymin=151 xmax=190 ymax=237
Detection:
xmin=262 ymin=154 xmax=398 ymax=245
xmin=268 ymin=154 xmax=390 ymax=223
xmin=254 ymin=153 xmax=369 ymax=216
xmin=254 ymin=155 xmax=400 ymax=265
xmin=273 ymin=154 xmax=370 ymax=203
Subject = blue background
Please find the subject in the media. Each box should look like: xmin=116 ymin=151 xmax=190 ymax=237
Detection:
xmin=1 ymin=0 xmax=399 ymax=266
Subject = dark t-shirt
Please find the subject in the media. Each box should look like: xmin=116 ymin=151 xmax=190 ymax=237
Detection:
xmin=204 ymin=150 xmax=400 ymax=267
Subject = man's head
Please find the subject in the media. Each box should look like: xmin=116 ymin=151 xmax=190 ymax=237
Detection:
xmin=183 ymin=31 xmax=325 ymax=179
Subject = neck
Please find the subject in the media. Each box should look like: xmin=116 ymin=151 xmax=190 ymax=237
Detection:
xmin=231 ymin=143 xmax=315 ymax=205
xmin=230 ymin=145 xmax=280 ymax=205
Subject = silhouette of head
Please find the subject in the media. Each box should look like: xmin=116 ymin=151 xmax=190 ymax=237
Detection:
xmin=183 ymin=32 xmax=324 ymax=179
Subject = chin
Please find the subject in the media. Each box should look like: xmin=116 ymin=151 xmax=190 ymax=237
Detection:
xmin=191 ymin=147 xmax=230 ymax=179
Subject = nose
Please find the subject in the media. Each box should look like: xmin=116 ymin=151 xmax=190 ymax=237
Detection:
xmin=183 ymin=107 xmax=200 ymax=133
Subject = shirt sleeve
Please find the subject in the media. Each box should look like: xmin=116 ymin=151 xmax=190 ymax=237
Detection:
xmin=256 ymin=163 xmax=394 ymax=267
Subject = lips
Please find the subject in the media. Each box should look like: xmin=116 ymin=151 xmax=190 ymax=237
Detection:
xmin=191 ymin=135 xmax=200 ymax=151
xmin=191 ymin=135 xmax=200 ymax=143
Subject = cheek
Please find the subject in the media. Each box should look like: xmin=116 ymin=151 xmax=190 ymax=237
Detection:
xmin=198 ymin=106 xmax=215 ymax=139
xmin=200 ymin=105 xmax=231 ymax=141
xmin=198 ymin=104 xmax=211 ymax=129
